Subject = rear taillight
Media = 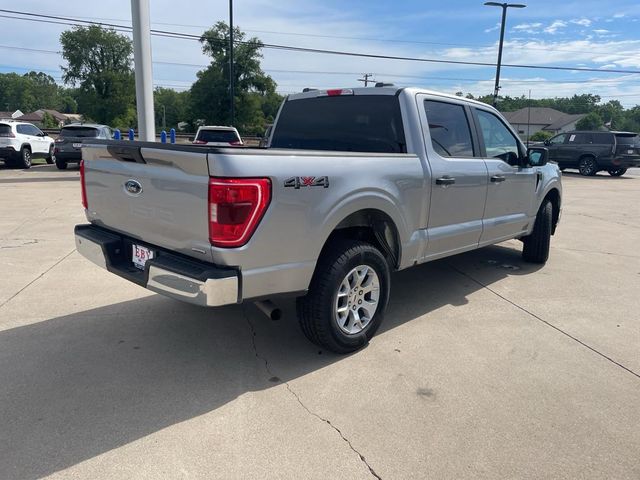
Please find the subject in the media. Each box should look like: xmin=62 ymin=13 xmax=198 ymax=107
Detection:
xmin=208 ymin=177 xmax=271 ymax=248
xmin=55 ymin=138 xmax=64 ymax=143
xmin=229 ymin=140 xmax=242 ymax=146
xmin=193 ymin=139 xmax=207 ymax=144
xmin=80 ymin=160 xmax=88 ymax=209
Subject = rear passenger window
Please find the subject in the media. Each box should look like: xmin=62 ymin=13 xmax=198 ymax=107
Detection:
xmin=424 ymin=100 xmax=474 ymax=157
xmin=591 ymin=133 xmax=612 ymax=144
xmin=568 ymin=133 xmax=591 ymax=143
xmin=16 ymin=125 xmax=28 ymax=135
xmin=476 ymin=110 xmax=520 ymax=163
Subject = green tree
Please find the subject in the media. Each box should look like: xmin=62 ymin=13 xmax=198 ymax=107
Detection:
xmin=41 ymin=111 xmax=58 ymax=129
xmin=576 ymin=111 xmax=604 ymax=130
xmin=60 ymin=25 xmax=136 ymax=126
xmin=154 ymin=87 xmax=190 ymax=130
xmin=0 ymin=72 xmax=62 ymax=112
xmin=529 ymin=130 xmax=553 ymax=142
xmin=189 ymin=22 xmax=279 ymax=134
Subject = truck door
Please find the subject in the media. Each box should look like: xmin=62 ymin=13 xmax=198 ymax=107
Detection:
xmin=472 ymin=107 xmax=537 ymax=244
xmin=417 ymin=96 xmax=488 ymax=260
xmin=545 ymin=133 xmax=569 ymax=166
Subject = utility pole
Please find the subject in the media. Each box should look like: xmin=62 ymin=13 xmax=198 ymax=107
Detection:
xmin=229 ymin=0 xmax=235 ymax=126
xmin=484 ymin=2 xmax=526 ymax=107
xmin=358 ymin=73 xmax=375 ymax=87
xmin=130 ymin=0 xmax=156 ymax=141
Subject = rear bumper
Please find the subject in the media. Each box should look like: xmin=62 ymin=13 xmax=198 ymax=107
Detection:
xmin=0 ymin=146 xmax=17 ymax=158
xmin=613 ymin=157 xmax=640 ymax=168
xmin=74 ymin=224 xmax=239 ymax=307
xmin=55 ymin=151 xmax=82 ymax=161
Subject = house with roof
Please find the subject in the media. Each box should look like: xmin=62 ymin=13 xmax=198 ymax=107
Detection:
xmin=502 ymin=107 xmax=586 ymax=140
xmin=16 ymin=109 xmax=70 ymax=128
xmin=0 ymin=110 xmax=24 ymax=120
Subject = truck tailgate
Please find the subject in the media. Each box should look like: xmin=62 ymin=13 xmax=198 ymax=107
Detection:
xmin=82 ymin=143 xmax=214 ymax=263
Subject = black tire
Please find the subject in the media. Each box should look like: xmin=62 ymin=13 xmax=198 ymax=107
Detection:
xmin=55 ymin=158 xmax=68 ymax=170
xmin=296 ymin=239 xmax=391 ymax=354
xmin=522 ymin=200 xmax=552 ymax=264
xmin=46 ymin=144 xmax=55 ymax=164
xmin=578 ymin=156 xmax=597 ymax=176
xmin=608 ymin=167 xmax=627 ymax=177
xmin=19 ymin=147 xmax=32 ymax=169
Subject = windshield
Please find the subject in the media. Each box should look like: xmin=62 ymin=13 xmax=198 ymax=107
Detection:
xmin=60 ymin=127 xmax=100 ymax=138
xmin=196 ymin=130 xmax=240 ymax=143
xmin=615 ymin=133 xmax=640 ymax=147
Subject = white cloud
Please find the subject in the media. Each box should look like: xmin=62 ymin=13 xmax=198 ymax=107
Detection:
xmin=593 ymin=29 xmax=611 ymax=35
xmin=613 ymin=13 xmax=626 ymax=18
xmin=570 ymin=18 xmax=592 ymax=27
xmin=544 ymin=20 xmax=568 ymax=34
xmin=484 ymin=22 xmax=500 ymax=33
xmin=512 ymin=22 xmax=543 ymax=34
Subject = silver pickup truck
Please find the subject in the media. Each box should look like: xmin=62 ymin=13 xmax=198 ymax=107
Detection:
xmin=75 ymin=86 xmax=561 ymax=353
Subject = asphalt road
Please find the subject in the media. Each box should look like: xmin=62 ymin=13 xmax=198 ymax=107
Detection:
xmin=1 ymin=162 xmax=639 ymax=479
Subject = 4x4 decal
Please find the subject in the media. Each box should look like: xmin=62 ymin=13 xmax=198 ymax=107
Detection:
xmin=284 ymin=176 xmax=330 ymax=189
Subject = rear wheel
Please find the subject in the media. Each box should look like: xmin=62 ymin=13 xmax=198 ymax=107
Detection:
xmin=608 ymin=167 xmax=627 ymax=177
xmin=522 ymin=200 xmax=552 ymax=264
xmin=55 ymin=158 xmax=68 ymax=170
xmin=45 ymin=145 xmax=55 ymax=164
xmin=296 ymin=239 xmax=390 ymax=353
xmin=19 ymin=147 xmax=32 ymax=169
xmin=578 ymin=156 xmax=597 ymax=176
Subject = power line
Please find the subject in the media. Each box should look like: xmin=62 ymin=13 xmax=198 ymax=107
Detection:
xmin=3 ymin=9 xmax=640 ymax=76
xmin=6 ymin=10 xmax=640 ymax=58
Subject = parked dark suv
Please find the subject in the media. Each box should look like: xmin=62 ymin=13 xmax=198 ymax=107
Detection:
xmin=54 ymin=124 xmax=113 ymax=169
xmin=544 ymin=130 xmax=640 ymax=176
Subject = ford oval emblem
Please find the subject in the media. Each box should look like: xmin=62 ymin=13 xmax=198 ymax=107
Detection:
xmin=124 ymin=179 xmax=143 ymax=196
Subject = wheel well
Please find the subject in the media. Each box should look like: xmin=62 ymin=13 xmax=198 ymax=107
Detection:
xmin=322 ymin=209 xmax=401 ymax=269
xmin=544 ymin=189 xmax=560 ymax=234
xmin=20 ymin=144 xmax=31 ymax=152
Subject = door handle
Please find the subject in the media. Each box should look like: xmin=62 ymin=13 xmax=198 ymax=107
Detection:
xmin=490 ymin=175 xmax=506 ymax=183
xmin=436 ymin=176 xmax=456 ymax=186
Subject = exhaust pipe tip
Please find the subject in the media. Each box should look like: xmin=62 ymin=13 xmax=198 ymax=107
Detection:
xmin=254 ymin=300 xmax=282 ymax=321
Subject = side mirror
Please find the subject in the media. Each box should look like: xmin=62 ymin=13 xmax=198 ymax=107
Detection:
xmin=527 ymin=147 xmax=549 ymax=167
xmin=543 ymin=139 xmax=550 ymax=146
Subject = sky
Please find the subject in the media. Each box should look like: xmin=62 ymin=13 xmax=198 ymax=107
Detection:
xmin=2 ymin=0 xmax=640 ymax=107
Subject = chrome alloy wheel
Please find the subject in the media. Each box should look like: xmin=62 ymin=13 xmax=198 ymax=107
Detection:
xmin=334 ymin=265 xmax=380 ymax=335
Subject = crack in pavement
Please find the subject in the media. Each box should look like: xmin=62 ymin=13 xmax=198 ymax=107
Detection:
xmin=573 ymin=213 xmax=640 ymax=230
xmin=448 ymin=264 xmax=640 ymax=381
xmin=242 ymin=307 xmax=382 ymax=480
xmin=0 ymin=248 xmax=76 ymax=310
xmin=551 ymin=246 xmax=640 ymax=259
xmin=0 ymin=239 xmax=40 ymax=249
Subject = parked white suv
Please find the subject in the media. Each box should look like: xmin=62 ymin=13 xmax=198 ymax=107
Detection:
xmin=0 ymin=120 xmax=55 ymax=169
xmin=192 ymin=125 xmax=243 ymax=147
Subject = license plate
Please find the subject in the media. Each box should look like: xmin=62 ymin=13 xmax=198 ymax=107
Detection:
xmin=73 ymin=143 xmax=82 ymax=148
xmin=627 ymin=149 xmax=634 ymax=154
xmin=132 ymin=244 xmax=154 ymax=270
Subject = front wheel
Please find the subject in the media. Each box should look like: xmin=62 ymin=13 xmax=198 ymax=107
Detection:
xmin=296 ymin=240 xmax=390 ymax=353
xmin=608 ymin=167 xmax=627 ymax=177
xmin=578 ymin=156 xmax=598 ymax=176
xmin=522 ymin=200 xmax=552 ymax=264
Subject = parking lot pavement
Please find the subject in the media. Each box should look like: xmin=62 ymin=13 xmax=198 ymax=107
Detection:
xmin=1 ymin=163 xmax=639 ymax=480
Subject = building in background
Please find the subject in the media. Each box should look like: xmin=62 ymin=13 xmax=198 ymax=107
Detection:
xmin=503 ymin=107 xmax=586 ymax=140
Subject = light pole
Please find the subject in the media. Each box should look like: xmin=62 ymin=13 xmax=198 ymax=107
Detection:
xmin=484 ymin=2 xmax=526 ymax=106
xmin=229 ymin=0 xmax=235 ymax=126
xmin=130 ymin=0 xmax=156 ymax=141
